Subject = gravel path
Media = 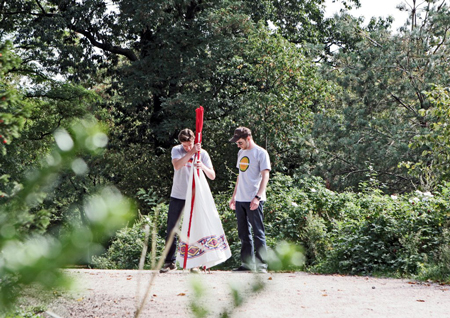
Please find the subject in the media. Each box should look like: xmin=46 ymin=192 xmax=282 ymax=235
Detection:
xmin=45 ymin=269 xmax=449 ymax=318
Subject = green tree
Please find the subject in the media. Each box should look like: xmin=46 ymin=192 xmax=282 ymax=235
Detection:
xmin=0 ymin=41 xmax=32 ymax=155
xmin=1 ymin=39 xmax=119 ymax=243
xmin=243 ymin=0 xmax=361 ymax=52
xmin=208 ymin=25 xmax=328 ymax=176
xmin=1 ymin=1 xmax=331 ymax=199
xmin=408 ymin=86 xmax=450 ymax=188
xmin=311 ymin=0 xmax=450 ymax=193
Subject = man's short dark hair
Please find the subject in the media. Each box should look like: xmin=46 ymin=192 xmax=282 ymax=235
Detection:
xmin=178 ymin=128 xmax=195 ymax=142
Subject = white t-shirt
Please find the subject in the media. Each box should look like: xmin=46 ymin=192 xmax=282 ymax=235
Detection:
xmin=235 ymin=145 xmax=271 ymax=202
xmin=170 ymin=145 xmax=213 ymax=200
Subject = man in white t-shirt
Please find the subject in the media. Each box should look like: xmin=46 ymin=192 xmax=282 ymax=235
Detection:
xmin=160 ymin=128 xmax=216 ymax=273
xmin=229 ymin=127 xmax=271 ymax=273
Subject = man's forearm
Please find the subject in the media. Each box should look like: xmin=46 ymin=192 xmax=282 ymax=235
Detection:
xmin=202 ymin=166 xmax=216 ymax=180
xmin=257 ymin=170 xmax=270 ymax=197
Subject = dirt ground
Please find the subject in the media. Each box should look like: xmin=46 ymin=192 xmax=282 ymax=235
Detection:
xmin=43 ymin=269 xmax=449 ymax=318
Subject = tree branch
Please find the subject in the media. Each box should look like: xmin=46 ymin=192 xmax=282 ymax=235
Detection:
xmin=34 ymin=0 xmax=47 ymax=15
xmin=71 ymin=26 xmax=138 ymax=61
xmin=432 ymin=26 xmax=449 ymax=55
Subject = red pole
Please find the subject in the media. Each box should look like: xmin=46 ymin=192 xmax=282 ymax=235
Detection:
xmin=183 ymin=106 xmax=204 ymax=269
xmin=183 ymin=168 xmax=196 ymax=269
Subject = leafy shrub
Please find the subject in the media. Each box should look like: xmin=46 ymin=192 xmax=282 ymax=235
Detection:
xmin=91 ymin=218 xmax=148 ymax=269
xmin=92 ymin=172 xmax=450 ymax=282
xmin=313 ymin=189 xmax=449 ymax=278
xmin=92 ymin=203 xmax=167 ymax=269
xmin=214 ymin=192 xmax=242 ymax=270
xmin=299 ymin=212 xmax=329 ymax=266
xmin=415 ymin=227 xmax=450 ymax=283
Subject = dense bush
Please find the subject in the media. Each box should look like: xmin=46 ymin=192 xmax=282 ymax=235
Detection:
xmin=316 ymin=189 xmax=449 ymax=276
xmin=92 ymin=198 xmax=167 ymax=270
xmin=93 ymin=173 xmax=450 ymax=282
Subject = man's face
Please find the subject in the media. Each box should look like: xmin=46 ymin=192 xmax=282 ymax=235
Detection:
xmin=236 ymin=137 xmax=249 ymax=150
xmin=181 ymin=141 xmax=194 ymax=152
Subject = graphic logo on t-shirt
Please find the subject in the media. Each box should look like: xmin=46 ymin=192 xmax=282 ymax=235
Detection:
xmin=239 ymin=156 xmax=250 ymax=172
xmin=186 ymin=158 xmax=193 ymax=168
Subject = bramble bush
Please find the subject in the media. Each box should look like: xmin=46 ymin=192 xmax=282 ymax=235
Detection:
xmin=239 ymin=174 xmax=447 ymax=281
xmin=94 ymin=172 xmax=450 ymax=282
xmin=91 ymin=193 xmax=167 ymax=270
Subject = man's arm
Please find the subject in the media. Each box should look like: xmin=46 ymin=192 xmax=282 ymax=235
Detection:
xmin=257 ymin=169 xmax=270 ymax=198
xmin=195 ymin=160 xmax=216 ymax=180
xmin=250 ymin=169 xmax=270 ymax=210
xmin=172 ymin=144 xmax=198 ymax=170
xmin=229 ymin=175 xmax=239 ymax=210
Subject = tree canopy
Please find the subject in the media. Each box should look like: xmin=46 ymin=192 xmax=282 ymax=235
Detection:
xmin=2 ymin=0 xmax=450 ymax=205
xmin=1 ymin=0 xmax=330 ymax=199
xmin=312 ymin=0 xmax=450 ymax=193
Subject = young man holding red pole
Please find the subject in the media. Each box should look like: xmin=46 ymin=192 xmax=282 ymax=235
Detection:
xmin=160 ymin=128 xmax=215 ymax=273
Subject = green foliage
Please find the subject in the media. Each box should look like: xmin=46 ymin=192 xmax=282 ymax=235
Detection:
xmin=225 ymin=24 xmax=329 ymax=173
xmin=1 ymin=81 xmax=103 ymax=231
xmin=89 ymin=169 xmax=449 ymax=284
xmin=266 ymin=241 xmax=305 ymax=272
xmin=91 ymin=190 xmax=168 ymax=269
xmin=415 ymin=229 xmax=450 ymax=283
xmin=91 ymin=218 xmax=150 ymax=269
xmin=0 ymin=41 xmax=32 ymax=155
xmin=262 ymin=174 xmax=341 ymax=265
xmin=91 ymin=207 xmax=167 ymax=269
xmin=221 ymin=173 xmax=448 ymax=279
xmin=4 ymin=307 xmax=44 ymax=318
xmin=189 ymin=279 xmax=210 ymax=318
xmin=0 ymin=39 xmax=111 ymax=248
xmin=1 ymin=0 xmax=330 ymax=201
xmin=407 ymin=86 xmax=450 ymax=188
xmin=0 ymin=118 xmax=136 ymax=313
xmin=312 ymin=188 xmax=449 ymax=277
xmin=299 ymin=212 xmax=329 ymax=266
xmin=313 ymin=1 xmax=450 ymax=193
xmin=245 ymin=0 xmax=334 ymax=46
xmin=213 ymin=191 xmax=242 ymax=269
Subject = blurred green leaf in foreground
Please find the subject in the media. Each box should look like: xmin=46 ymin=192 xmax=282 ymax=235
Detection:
xmin=0 ymin=118 xmax=135 ymax=313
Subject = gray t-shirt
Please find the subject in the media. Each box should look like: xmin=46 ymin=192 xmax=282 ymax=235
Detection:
xmin=170 ymin=145 xmax=213 ymax=200
xmin=235 ymin=145 xmax=271 ymax=202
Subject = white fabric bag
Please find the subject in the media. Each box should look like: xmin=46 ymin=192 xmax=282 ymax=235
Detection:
xmin=176 ymin=161 xmax=231 ymax=269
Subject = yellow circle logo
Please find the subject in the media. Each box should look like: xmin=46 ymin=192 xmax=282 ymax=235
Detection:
xmin=239 ymin=156 xmax=250 ymax=172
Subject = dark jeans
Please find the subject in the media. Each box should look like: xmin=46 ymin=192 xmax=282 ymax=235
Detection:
xmin=164 ymin=197 xmax=185 ymax=264
xmin=235 ymin=201 xmax=267 ymax=269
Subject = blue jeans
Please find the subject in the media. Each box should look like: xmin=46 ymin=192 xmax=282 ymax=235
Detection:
xmin=164 ymin=197 xmax=185 ymax=263
xmin=235 ymin=201 xmax=267 ymax=269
